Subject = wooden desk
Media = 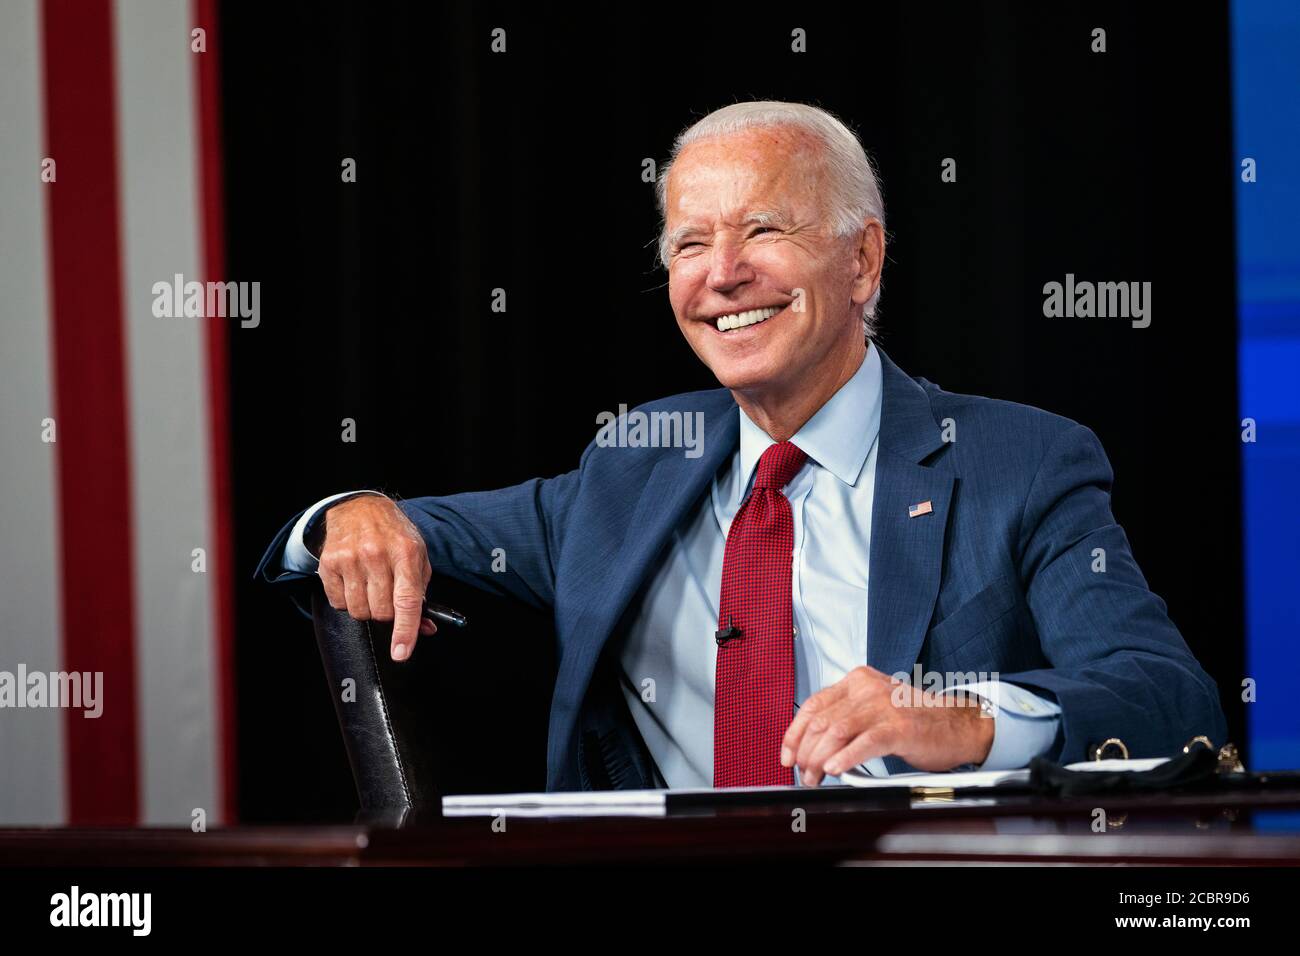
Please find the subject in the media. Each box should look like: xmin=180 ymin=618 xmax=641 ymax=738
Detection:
xmin=3 ymin=785 xmax=1299 ymax=866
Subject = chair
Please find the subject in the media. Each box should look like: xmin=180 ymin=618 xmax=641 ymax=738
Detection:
xmin=311 ymin=589 xmax=441 ymax=818
xmin=308 ymin=574 xmax=555 ymax=822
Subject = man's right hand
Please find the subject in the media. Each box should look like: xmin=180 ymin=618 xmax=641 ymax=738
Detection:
xmin=315 ymin=495 xmax=435 ymax=661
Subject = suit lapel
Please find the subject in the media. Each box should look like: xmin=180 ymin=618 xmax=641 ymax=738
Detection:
xmin=866 ymin=347 xmax=953 ymax=681
xmin=553 ymin=347 xmax=952 ymax=775
xmin=558 ymin=393 xmax=739 ymax=697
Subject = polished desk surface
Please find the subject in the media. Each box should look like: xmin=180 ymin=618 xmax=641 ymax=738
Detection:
xmin=4 ymin=784 xmax=1300 ymax=866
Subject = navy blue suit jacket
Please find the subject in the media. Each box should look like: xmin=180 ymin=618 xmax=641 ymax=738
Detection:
xmin=257 ymin=346 xmax=1228 ymax=790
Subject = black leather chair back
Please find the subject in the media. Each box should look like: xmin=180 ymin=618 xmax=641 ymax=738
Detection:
xmin=311 ymin=590 xmax=441 ymax=812
xmin=308 ymin=573 xmax=556 ymax=817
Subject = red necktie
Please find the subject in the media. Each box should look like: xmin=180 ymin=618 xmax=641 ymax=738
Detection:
xmin=714 ymin=440 xmax=807 ymax=787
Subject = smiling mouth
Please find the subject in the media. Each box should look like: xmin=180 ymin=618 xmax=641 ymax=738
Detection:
xmin=711 ymin=305 xmax=783 ymax=332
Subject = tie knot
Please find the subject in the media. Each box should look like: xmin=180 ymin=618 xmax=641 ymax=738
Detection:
xmin=753 ymin=441 xmax=807 ymax=492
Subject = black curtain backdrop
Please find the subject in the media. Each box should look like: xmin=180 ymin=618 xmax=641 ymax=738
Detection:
xmin=219 ymin=1 xmax=1242 ymax=822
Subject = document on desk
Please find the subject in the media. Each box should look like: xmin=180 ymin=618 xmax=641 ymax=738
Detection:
xmin=441 ymin=758 xmax=1170 ymax=817
xmin=443 ymin=790 xmax=669 ymax=817
xmin=442 ymin=782 xmax=913 ymax=817
xmin=839 ymin=757 xmax=1169 ymax=789
xmin=840 ymin=767 xmax=1028 ymax=788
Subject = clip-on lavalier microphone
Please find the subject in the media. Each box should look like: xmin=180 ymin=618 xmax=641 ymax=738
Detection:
xmin=715 ymin=615 xmax=743 ymax=646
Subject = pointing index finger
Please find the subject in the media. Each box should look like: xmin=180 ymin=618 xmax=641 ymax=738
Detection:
xmin=389 ymin=565 xmax=427 ymax=661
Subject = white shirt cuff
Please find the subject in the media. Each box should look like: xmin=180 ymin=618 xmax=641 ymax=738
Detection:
xmin=941 ymin=680 xmax=1062 ymax=771
xmin=282 ymin=490 xmax=386 ymax=572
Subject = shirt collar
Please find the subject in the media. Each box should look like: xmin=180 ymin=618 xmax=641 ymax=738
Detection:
xmin=736 ymin=342 xmax=883 ymax=496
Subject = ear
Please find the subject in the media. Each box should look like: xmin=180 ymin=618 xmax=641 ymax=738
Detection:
xmin=849 ymin=219 xmax=885 ymax=307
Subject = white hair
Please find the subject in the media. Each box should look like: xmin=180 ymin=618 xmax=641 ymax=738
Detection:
xmin=655 ymin=101 xmax=887 ymax=338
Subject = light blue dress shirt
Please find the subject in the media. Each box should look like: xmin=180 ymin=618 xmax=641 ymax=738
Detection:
xmin=613 ymin=344 xmax=1059 ymax=787
xmin=282 ymin=344 xmax=1061 ymax=788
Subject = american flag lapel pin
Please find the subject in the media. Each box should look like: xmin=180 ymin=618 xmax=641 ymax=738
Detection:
xmin=908 ymin=500 xmax=933 ymax=518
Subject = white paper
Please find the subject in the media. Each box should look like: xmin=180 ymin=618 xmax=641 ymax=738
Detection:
xmin=840 ymin=756 xmax=1168 ymax=788
xmin=839 ymin=767 xmax=1030 ymax=788
xmin=440 ymin=757 xmax=1172 ymax=815
xmin=443 ymin=789 xmax=666 ymax=816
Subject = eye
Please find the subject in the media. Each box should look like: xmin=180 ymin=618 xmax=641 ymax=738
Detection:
xmin=749 ymin=226 xmax=779 ymax=237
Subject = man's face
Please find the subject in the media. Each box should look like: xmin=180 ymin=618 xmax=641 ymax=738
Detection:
xmin=664 ymin=127 xmax=873 ymax=397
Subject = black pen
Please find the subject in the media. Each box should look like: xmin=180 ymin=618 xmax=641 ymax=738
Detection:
xmin=421 ymin=600 xmax=468 ymax=628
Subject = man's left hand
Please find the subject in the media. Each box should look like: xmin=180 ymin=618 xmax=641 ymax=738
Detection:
xmin=781 ymin=665 xmax=995 ymax=786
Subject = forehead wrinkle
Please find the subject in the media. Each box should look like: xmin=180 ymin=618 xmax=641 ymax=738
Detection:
xmin=666 ymin=137 xmax=825 ymax=252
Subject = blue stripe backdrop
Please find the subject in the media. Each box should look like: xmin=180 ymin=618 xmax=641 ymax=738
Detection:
xmin=1232 ymin=0 xmax=1300 ymax=773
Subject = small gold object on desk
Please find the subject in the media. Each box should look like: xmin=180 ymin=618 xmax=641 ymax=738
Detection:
xmin=910 ymin=786 xmax=955 ymax=803
xmin=1091 ymin=737 xmax=1129 ymax=760
xmin=1183 ymin=735 xmax=1247 ymax=773
xmin=1217 ymin=742 xmax=1246 ymax=774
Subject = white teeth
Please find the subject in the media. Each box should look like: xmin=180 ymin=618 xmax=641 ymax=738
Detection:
xmin=715 ymin=305 xmax=781 ymax=332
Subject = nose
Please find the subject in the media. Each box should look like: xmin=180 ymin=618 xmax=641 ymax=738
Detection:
xmin=706 ymin=238 xmax=755 ymax=293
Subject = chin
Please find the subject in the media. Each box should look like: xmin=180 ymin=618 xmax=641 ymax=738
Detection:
xmin=685 ymin=325 xmax=800 ymax=393
xmin=705 ymin=355 xmax=785 ymax=392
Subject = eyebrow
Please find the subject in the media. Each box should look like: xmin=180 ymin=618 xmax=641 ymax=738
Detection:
xmin=667 ymin=210 xmax=794 ymax=250
xmin=742 ymin=210 xmax=793 ymax=228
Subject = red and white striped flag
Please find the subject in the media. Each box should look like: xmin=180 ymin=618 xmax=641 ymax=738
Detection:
xmin=0 ymin=0 xmax=235 ymax=825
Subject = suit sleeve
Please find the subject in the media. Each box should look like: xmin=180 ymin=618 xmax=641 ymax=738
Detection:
xmin=392 ymin=461 xmax=582 ymax=612
xmin=999 ymin=424 xmax=1228 ymax=763
xmin=253 ymin=440 xmax=592 ymax=617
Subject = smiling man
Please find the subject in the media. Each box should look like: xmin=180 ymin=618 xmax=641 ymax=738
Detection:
xmin=256 ymin=101 xmax=1227 ymax=790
